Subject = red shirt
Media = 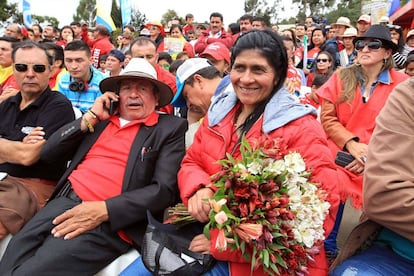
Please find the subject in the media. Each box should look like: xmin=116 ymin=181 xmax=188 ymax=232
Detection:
xmin=69 ymin=112 xmax=159 ymax=201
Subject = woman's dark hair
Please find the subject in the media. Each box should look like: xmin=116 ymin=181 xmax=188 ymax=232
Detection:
xmin=389 ymin=25 xmax=405 ymax=53
xmin=231 ymin=30 xmax=288 ymax=136
xmin=232 ymin=29 xmax=287 ymax=93
xmin=59 ymin=25 xmax=75 ymax=41
xmin=308 ymin=27 xmax=326 ymax=51
xmin=170 ymin=24 xmax=183 ymax=34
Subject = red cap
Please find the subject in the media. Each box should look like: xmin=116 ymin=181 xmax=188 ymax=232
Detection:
xmin=357 ymin=14 xmax=371 ymax=24
xmin=199 ymin=42 xmax=230 ymax=64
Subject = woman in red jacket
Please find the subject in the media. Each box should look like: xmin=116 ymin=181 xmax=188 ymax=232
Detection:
xmin=180 ymin=30 xmax=339 ymax=276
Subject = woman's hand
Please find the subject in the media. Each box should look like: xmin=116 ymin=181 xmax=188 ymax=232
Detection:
xmin=189 ymin=234 xmax=211 ymax=254
xmin=188 ymin=187 xmax=214 ymax=223
xmin=345 ymin=140 xmax=368 ymax=175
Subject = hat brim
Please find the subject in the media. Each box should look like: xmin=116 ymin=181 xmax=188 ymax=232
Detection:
xmin=331 ymin=23 xmax=352 ymax=28
xmin=99 ymin=73 xmax=173 ymax=107
xmin=353 ymin=37 xmax=397 ymax=52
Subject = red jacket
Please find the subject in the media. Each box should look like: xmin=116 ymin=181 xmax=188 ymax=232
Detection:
xmin=81 ymin=29 xmax=114 ymax=68
xmin=179 ymin=97 xmax=340 ymax=275
xmin=155 ymin=65 xmax=176 ymax=114
xmin=194 ymin=28 xmax=234 ymax=54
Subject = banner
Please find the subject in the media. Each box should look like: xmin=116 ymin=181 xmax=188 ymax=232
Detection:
xmin=22 ymin=0 xmax=32 ymax=28
xmin=120 ymin=0 xmax=132 ymax=28
xmin=95 ymin=0 xmax=116 ymax=32
xmin=387 ymin=0 xmax=400 ymax=16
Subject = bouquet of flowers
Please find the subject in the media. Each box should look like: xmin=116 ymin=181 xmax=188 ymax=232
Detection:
xmin=203 ymin=136 xmax=331 ymax=275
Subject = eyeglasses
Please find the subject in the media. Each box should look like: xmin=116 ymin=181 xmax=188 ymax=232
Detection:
xmin=355 ymin=39 xmax=383 ymax=51
xmin=317 ymin=58 xmax=329 ymax=63
xmin=14 ymin=63 xmax=47 ymax=73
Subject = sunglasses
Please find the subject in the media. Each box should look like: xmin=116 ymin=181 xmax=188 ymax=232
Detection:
xmin=355 ymin=39 xmax=383 ymax=51
xmin=317 ymin=58 xmax=329 ymax=63
xmin=14 ymin=63 xmax=47 ymax=73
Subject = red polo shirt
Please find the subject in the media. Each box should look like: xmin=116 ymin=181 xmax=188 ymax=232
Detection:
xmin=69 ymin=112 xmax=159 ymax=201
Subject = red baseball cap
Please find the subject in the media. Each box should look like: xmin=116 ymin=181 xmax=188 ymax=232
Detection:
xmin=199 ymin=42 xmax=230 ymax=64
xmin=357 ymin=14 xmax=371 ymax=24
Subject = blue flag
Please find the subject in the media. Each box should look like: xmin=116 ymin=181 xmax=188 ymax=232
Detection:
xmin=120 ymin=0 xmax=132 ymax=28
xmin=23 ymin=0 xmax=32 ymax=28
xmin=387 ymin=0 xmax=400 ymax=16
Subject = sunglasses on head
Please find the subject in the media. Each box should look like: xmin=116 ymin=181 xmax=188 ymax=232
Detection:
xmin=14 ymin=63 xmax=47 ymax=73
xmin=355 ymin=39 xmax=383 ymax=51
xmin=317 ymin=58 xmax=329 ymax=63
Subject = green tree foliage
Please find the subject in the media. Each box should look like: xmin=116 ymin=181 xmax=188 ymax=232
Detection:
xmin=0 ymin=0 xmax=18 ymax=23
xmin=110 ymin=0 xmax=122 ymax=28
xmin=324 ymin=0 xmax=361 ymax=25
xmin=161 ymin=9 xmax=181 ymax=26
xmin=74 ymin=0 xmax=97 ymax=25
xmin=130 ymin=8 xmax=147 ymax=30
xmin=292 ymin=0 xmax=335 ymax=21
xmin=244 ymin=0 xmax=277 ymax=25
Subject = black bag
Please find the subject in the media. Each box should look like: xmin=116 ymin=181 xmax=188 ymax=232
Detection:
xmin=141 ymin=210 xmax=216 ymax=276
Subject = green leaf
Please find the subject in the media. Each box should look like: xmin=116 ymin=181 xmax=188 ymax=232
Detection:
xmin=263 ymin=249 xmax=270 ymax=267
xmin=275 ymin=253 xmax=288 ymax=269
xmin=250 ymin=246 xmax=257 ymax=275
xmin=203 ymin=223 xmax=211 ymax=239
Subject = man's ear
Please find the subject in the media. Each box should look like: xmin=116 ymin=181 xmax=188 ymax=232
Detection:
xmin=193 ymin=74 xmax=204 ymax=88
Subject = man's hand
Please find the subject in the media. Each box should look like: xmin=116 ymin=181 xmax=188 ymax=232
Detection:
xmin=187 ymin=187 xmax=214 ymax=223
xmin=51 ymin=201 xmax=109 ymax=240
xmin=189 ymin=234 xmax=210 ymax=254
xmin=22 ymin=127 xmax=45 ymax=144
xmin=89 ymin=92 xmax=119 ymax=121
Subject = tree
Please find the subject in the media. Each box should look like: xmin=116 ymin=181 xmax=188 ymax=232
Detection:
xmin=244 ymin=0 xmax=278 ymax=26
xmin=292 ymin=0 xmax=335 ymax=20
xmin=110 ymin=0 xmax=122 ymax=28
xmin=130 ymin=8 xmax=147 ymax=31
xmin=324 ymin=0 xmax=361 ymax=25
xmin=161 ymin=9 xmax=181 ymax=26
xmin=0 ymin=0 xmax=18 ymax=23
xmin=73 ymin=0 xmax=97 ymax=25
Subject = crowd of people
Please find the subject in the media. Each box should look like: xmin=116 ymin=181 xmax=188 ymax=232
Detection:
xmin=0 ymin=10 xmax=413 ymax=275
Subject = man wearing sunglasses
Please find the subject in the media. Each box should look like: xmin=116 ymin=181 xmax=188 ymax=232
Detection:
xmin=0 ymin=42 xmax=74 ymax=241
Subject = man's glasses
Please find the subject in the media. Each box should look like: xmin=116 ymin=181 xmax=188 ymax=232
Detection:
xmin=14 ymin=63 xmax=47 ymax=73
xmin=317 ymin=58 xmax=329 ymax=63
xmin=355 ymin=39 xmax=383 ymax=51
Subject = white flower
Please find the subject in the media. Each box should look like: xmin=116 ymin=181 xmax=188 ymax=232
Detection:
xmin=284 ymin=152 xmax=306 ymax=173
xmin=247 ymin=161 xmax=262 ymax=175
xmin=263 ymin=159 xmax=286 ymax=174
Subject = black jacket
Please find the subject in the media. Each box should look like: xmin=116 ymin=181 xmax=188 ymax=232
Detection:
xmin=40 ymin=114 xmax=187 ymax=248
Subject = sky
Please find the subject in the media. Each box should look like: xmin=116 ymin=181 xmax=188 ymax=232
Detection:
xmin=12 ymin=0 xmax=250 ymax=28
